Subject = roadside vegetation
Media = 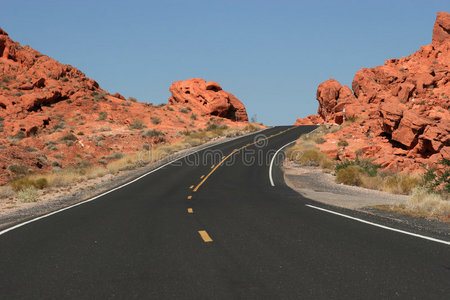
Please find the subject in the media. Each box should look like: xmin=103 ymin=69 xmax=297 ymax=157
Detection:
xmin=287 ymin=125 xmax=450 ymax=221
xmin=0 ymin=122 xmax=262 ymax=204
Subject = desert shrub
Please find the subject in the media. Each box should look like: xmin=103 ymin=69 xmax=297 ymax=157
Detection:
xmin=129 ymin=120 xmax=146 ymax=130
xmin=8 ymin=164 xmax=29 ymax=176
xmin=12 ymin=131 xmax=26 ymax=141
xmin=150 ymin=117 xmax=161 ymax=125
xmin=406 ymin=187 xmax=450 ymax=216
xmin=179 ymin=107 xmax=190 ymax=113
xmin=144 ymin=129 xmax=164 ymax=138
xmin=97 ymin=111 xmax=108 ymax=121
xmin=128 ymin=97 xmax=137 ymax=102
xmin=106 ymin=152 xmax=123 ymax=160
xmin=59 ymin=133 xmax=78 ymax=142
xmin=99 ymin=126 xmax=111 ymax=132
xmin=52 ymin=122 xmax=66 ymax=131
xmin=191 ymin=113 xmax=197 ymax=120
xmin=383 ymin=174 xmax=420 ymax=194
xmin=286 ymin=145 xmax=334 ymax=170
xmin=60 ymin=77 xmax=69 ymax=82
xmin=336 ymin=158 xmax=379 ymax=177
xmin=34 ymin=178 xmax=48 ymax=189
xmin=24 ymin=146 xmax=38 ymax=152
xmin=336 ymin=165 xmax=362 ymax=186
xmin=166 ymin=106 xmax=174 ymax=111
xmin=17 ymin=186 xmax=39 ymax=203
xmin=422 ymin=158 xmax=450 ymax=193
xmin=11 ymin=177 xmax=48 ymax=191
xmin=142 ymin=143 xmax=150 ymax=150
xmin=337 ymin=139 xmax=349 ymax=147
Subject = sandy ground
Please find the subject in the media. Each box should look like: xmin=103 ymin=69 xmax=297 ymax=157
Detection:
xmin=283 ymin=160 xmax=408 ymax=210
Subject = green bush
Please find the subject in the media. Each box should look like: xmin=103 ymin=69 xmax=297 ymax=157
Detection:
xmin=335 ymin=158 xmax=379 ymax=177
xmin=422 ymin=158 xmax=450 ymax=193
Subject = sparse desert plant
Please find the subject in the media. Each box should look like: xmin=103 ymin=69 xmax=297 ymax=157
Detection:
xmin=422 ymin=158 xmax=450 ymax=193
xmin=406 ymin=187 xmax=450 ymax=216
xmin=11 ymin=177 xmax=48 ymax=191
xmin=336 ymin=165 xmax=362 ymax=186
xmin=337 ymin=139 xmax=349 ymax=147
xmin=286 ymin=144 xmax=334 ymax=171
xmin=150 ymin=117 xmax=161 ymax=125
xmin=129 ymin=120 xmax=146 ymax=130
xmin=144 ymin=129 xmax=164 ymax=138
xmin=24 ymin=146 xmax=38 ymax=152
xmin=11 ymin=131 xmax=26 ymax=141
xmin=17 ymin=186 xmax=39 ymax=203
xmin=106 ymin=152 xmax=124 ymax=160
xmin=128 ymin=97 xmax=138 ymax=102
xmin=99 ymin=126 xmax=111 ymax=132
xmin=8 ymin=164 xmax=29 ymax=176
xmin=382 ymin=174 xmax=420 ymax=194
xmin=59 ymin=133 xmax=78 ymax=142
xmin=97 ymin=111 xmax=108 ymax=121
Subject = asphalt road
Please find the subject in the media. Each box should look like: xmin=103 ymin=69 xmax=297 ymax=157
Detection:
xmin=0 ymin=126 xmax=449 ymax=299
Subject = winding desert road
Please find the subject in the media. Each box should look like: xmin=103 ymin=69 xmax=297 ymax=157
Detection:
xmin=0 ymin=126 xmax=449 ymax=299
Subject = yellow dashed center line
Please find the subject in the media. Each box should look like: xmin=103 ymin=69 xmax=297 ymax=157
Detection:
xmin=193 ymin=127 xmax=295 ymax=193
xmin=187 ymin=195 xmax=192 ymax=200
xmin=187 ymin=208 xmax=193 ymax=213
xmin=210 ymin=164 xmax=215 ymax=169
xmin=189 ymin=185 xmax=194 ymax=189
xmin=198 ymin=230 xmax=213 ymax=242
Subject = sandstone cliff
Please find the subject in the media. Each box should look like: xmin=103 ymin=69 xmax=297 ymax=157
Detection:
xmin=296 ymin=12 xmax=450 ymax=172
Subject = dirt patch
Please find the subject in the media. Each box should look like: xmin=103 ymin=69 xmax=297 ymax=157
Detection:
xmin=284 ymin=160 xmax=407 ymax=210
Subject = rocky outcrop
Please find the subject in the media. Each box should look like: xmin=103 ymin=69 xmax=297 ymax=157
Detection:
xmin=0 ymin=28 xmax=251 ymax=185
xmin=295 ymin=11 xmax=450 ymax=172
xmin=168 ymin=78 xmax=248 ymax=121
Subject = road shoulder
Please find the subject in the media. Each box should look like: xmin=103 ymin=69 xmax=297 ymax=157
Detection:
xmin=283 ymin=160 xmax=450 ymax=240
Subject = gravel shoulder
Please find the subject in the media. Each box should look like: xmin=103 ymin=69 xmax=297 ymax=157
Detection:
xmin=283 ymin=160 xmax=450 ymax=238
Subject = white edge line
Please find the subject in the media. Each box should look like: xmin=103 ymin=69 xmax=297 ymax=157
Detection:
xmin=269 ymin=125 xmax=320 ymax=186
xmin=306 ymin=204 xmax=450 ymax=246
xmin=0 ymin=128 xmax=271 ymax=237
xmin=269 ymin=140 xmax=297 ymax=186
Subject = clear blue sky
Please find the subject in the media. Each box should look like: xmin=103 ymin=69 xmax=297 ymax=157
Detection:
xmin=1 ymin=0 xmax=448 ymax=125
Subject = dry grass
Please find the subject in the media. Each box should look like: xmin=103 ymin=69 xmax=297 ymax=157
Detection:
xmin=17 ymin=187 xmax=39 ymax=203
xmin=286 ymin=126 xmax=336 ymax=172
xmin=0 ymin=185 xmax=14 ymax=199
xmin=376 ymin=188 xmax=450 ymax=222
xmin=406 ymin=187 xmax=450 ymax=217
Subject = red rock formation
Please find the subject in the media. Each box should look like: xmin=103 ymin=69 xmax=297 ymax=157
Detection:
xmin=168 ymin=78 xmax=248 ymax=121
xmin=295 ymin=12 xmax=450 ymax=173
xmin=0 ymin=29 xmax=251 ymax=185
